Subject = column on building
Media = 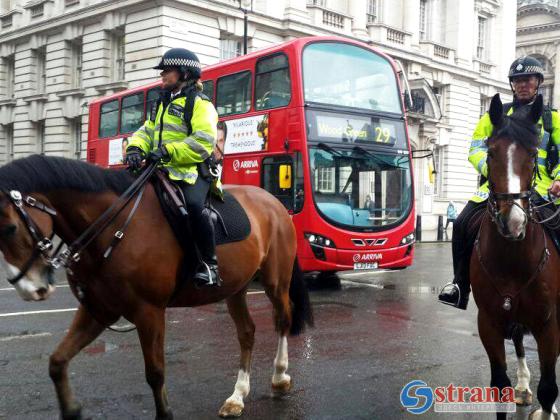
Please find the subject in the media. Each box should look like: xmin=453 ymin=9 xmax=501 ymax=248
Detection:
xmin=554 ymin=42 xmax=560 ymax=109
xmin=349 ymin=0 xmax=368 ymax=39
xmin=284 ymin=0 xmax=309 ymax=23
xmin=403 ymin=0 xmax=420 ymax=46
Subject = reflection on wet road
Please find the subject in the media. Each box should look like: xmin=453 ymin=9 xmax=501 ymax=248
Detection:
xmin=0 ymin=243 xmax=550 ymax=419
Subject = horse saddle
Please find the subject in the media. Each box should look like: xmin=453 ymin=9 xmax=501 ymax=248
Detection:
xmin=152 ymin=170 xmax=251 ymax=250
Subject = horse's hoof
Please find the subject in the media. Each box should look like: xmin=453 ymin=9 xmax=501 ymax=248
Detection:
xmin=271 ymin=379 xmax=292 ymax=396
xmin=515 ymin=389 xmax=533 ymax=406
xmin=155 ymin=410 xmax=173 ymax=420
xmin=62 ymin=404 xmax=83 ymax=420
xmin=529 ymin=408 xmax=558 ymax=420
xmin=218 ymin=400 xmax=244 ymax=418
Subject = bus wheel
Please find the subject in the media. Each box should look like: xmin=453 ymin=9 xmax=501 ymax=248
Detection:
xmin=306 ymin=271 xmax=341 ymax=290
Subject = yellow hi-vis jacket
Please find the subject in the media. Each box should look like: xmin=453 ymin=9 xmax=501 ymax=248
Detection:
xmin=128 ymin=89 xmax=218 ymax=184
xmin=469 ymin=106 xmax=560 ymax=203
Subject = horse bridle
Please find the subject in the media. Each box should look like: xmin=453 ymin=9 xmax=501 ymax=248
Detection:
xmin=3 ymin=190 xmax=59 ymax=285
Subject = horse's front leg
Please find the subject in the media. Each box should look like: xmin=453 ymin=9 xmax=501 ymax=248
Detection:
xmin=49 ymin=305 xmax=106 ymax=420
xmin=218 ymin=290 xmax=255 ymax=418
xmin=477 ymin=310 xmax=511 ymax=420
xmin=512 ymin=325 xmax=533 ymax=405
xmin=530 ymin=323 xmax=559 ymax=420
xmin=135 ymin=305 xmax=172 ymax=420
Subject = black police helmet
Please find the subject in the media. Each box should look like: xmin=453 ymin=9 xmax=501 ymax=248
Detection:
xmin=153 ymin=48 xmax=202 ymax=79
xmin=508 ymin=56 xmax=544 ymax=82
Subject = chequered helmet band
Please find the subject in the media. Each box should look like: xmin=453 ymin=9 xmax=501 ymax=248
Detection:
xmin=509 ymin=65 xmax=544 ymax=76
xmin=162 ymin=58 xmax=201 ymax=69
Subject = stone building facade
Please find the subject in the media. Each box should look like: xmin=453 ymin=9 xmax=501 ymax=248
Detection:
xmin=0 ymin=0 xmax=516 ymax=228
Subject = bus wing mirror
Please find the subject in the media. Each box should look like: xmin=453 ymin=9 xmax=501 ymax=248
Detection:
xmin=279 ymin=164 xmax=292 ymax=189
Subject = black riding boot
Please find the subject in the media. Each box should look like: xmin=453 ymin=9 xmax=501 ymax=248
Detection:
xmin=192 ymin=209 xmax=222 ymax=288
xmin=438 ymin=260 xmax=470 ymax=310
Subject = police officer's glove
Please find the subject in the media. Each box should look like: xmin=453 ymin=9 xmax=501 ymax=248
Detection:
xmin=125 ymin=147 xmax=144 ymax=170
xmin=146 ymin=145 xmax=171 ymax=164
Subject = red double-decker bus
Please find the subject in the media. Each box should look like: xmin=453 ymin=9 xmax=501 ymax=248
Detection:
xmin=87 ymin=36 xmax=416 ymax=274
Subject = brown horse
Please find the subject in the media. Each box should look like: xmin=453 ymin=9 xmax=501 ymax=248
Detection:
xmin=470 ymin=93 xmax=560 ymax=420
xmin=0 ymin=155 xmax=313 ymax=419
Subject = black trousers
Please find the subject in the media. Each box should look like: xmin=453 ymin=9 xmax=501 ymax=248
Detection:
xmin=451 ymin=201 xmax=486 ymax=284
xmin=178 ymin=175 xmax=216 ymax=262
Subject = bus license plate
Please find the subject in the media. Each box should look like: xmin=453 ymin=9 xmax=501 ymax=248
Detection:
xmin=353 ymin=262 xmax=378 ymax=270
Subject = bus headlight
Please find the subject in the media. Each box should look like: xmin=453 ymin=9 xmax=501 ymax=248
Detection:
xmin=305 ymin=233 xmax=336 ymax=248
xmin=401 ymin=232 xmax=415 ymax=245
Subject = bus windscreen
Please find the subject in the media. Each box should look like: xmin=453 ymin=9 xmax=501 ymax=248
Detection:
xmin=302 ymin=42 xmax=402 ymax=114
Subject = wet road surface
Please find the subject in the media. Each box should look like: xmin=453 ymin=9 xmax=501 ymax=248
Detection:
xmin=0 ymin=243 xmax=550 ymax=419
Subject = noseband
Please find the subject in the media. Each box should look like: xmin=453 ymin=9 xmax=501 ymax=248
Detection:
xmin=4 ymin=190 xmax=58 ymax=285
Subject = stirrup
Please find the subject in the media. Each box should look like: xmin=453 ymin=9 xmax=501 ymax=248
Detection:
xmin=438 ymin=282 xmax=461 ymax=307
xmin=193 ymin=261 xmax=222 ymax=288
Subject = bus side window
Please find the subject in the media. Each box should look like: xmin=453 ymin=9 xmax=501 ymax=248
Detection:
xmin=216 ymin=71 xmax=252 ymax=116
xmin=202 ymin=80 xmax=214 ymax=103
xmin=262 ymin=156 xmax=293 ymax=210
xmin=99 ymin=99 xmax=119 ymax=138
xmin=255 ymin=53 xmax=291 ymax=110
xmin=146 ymin=87 xmax=161 ymax=119
xmin=120 ymin=92 xmax=145 ymax=134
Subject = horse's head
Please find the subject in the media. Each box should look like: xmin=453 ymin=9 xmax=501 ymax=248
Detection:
xmin=0 ymin=191 xmax=56 ymax=301
xmin=486 ymin=93 xmax=543 ymax=240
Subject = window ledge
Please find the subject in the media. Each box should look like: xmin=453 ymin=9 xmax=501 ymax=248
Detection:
xmin=56 ymin=88 xmax=85 ymax=98
xmin=22 ymin=93 xmax=49 ymax=102
xmin=0 ymin=98 xmax=17 ymax=107
xmin=0 ymin=8 xmax=23 ymax=19
xmin=94 ymin=81 xmax=128 ymax=94
xmin=23 ymin=0 xmax=54 ymax=8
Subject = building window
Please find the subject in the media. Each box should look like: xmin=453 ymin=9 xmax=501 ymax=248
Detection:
xmin=3 ymin=55 xmax=15 ymax=98
xmin=317 ymin=167 xmax=334 ymax=192
xmin=1 ymin=14 xmax=12 ymax=28
xmin=540 ymin=85 xmax=553 ymax=107
xmin=30 ymin=3 xmax=44 ymax=18
xmin=65 ymin=0 xmax=79 ymax=6
xmin=477 ymin=16 xmax=487 ymax=59
xmin=35 ymin=46 xmax=46 ymax=94
xmin=419 ymin=0 xmax=427 ymax=40
xmin=480 ymin=95 xmax=491 ymax=117
xmin=71 ymin=117 xmax=82 ymax=159
xmin=70 ymin=39 xmax=82 ymax=89
xmin=367 ymin=0 xmax=377 ymax=24
xmin=307 ymin=0 xmax=326 ymax=6
xmin=35 ymin=120 xmax=46 ymax=154
xmin=3 ymin=123 xmax=14 ymax=162
xmin=112 ymin=30 xmax=125 ymax=81
xmin=220 ymin=37 xmax=242 ymax=61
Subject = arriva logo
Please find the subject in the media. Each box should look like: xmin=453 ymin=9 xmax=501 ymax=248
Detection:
xmin=233 ymin=159 xmax=259 ymax=172
xmin=352 ymin=253 xmax=382 ymax=262
xmin=400 ymin=380 xmax=433 ymax=415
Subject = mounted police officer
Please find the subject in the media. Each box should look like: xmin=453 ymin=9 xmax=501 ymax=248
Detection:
xmin=125 ymin=48 xmax=221 ymax=288
xmin=438 ymin=56 xmax=560 ymax=310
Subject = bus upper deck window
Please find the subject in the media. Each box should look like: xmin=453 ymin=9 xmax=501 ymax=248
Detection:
xmin=99 ymin=99 xmax=119 ymax=138
xmin=202 ymin=80 xmax=214 ymax=103
xmin=255 ymin=54 xmax=291 ymax=110
xmin=120 ymin=92 xmax=145 ymax=134
xmin=216 ymin=71 xmax=252 ymax=116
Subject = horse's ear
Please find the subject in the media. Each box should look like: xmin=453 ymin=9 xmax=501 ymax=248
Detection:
xmin=530 ymin=94 xmax=544 ymax=124
xmin=489 ymin=93 xmax=503 ymax=126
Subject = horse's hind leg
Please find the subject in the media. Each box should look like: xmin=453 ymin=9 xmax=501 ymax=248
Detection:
xmin=512 ymin=326 xmax=533 ymax=406
xmin=135 ymin=306 xmax=173 ymax=420
xmin=478 ymin=311 xmax=511 ymax=420
xmin=218 ymin=289 xmax=255 ymax=418
xmin=261 ymin=263 xmax=293 ymax=395
xmin=530 ymin=325 xmax=559 ymax=420
xmin=49 ymin=305 xmax=105 ymax=420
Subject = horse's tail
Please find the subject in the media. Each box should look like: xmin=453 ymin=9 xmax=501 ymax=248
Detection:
xmin=289 ymin=257 xmax=314 ymax=335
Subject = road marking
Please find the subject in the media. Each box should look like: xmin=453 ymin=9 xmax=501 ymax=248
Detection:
xmin=0 ymin=284 xmax=70 ymax=292
xmin=0 ymin=332 xmax=52 ymax=342
xmin=0 ymin=291 xmax=265 ymax=318
xmin=0 ymin=308 xmax=77 ymax=318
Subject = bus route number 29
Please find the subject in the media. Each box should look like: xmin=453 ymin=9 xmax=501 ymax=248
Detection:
xmin=374 ymin=126 xmax=392 ymax=143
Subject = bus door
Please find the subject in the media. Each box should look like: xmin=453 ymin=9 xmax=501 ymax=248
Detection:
xmin=261 ymin=152 xmax=305 ymax=213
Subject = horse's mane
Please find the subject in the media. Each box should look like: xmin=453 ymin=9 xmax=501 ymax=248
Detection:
xmin=492 ymin=112 xmax=540 ymax=150
xmin=0 ymin=155 xmax=134 ymax=194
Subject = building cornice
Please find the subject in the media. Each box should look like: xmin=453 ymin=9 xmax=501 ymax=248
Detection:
xmin=517 ymin=22 xmax=560 ymax=34
xmin=518 ymin=4 xmax=560 ymax=17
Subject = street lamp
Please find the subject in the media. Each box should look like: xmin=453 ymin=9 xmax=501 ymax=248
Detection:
xmin=239 ymin=0 xmax=253 ymax=55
